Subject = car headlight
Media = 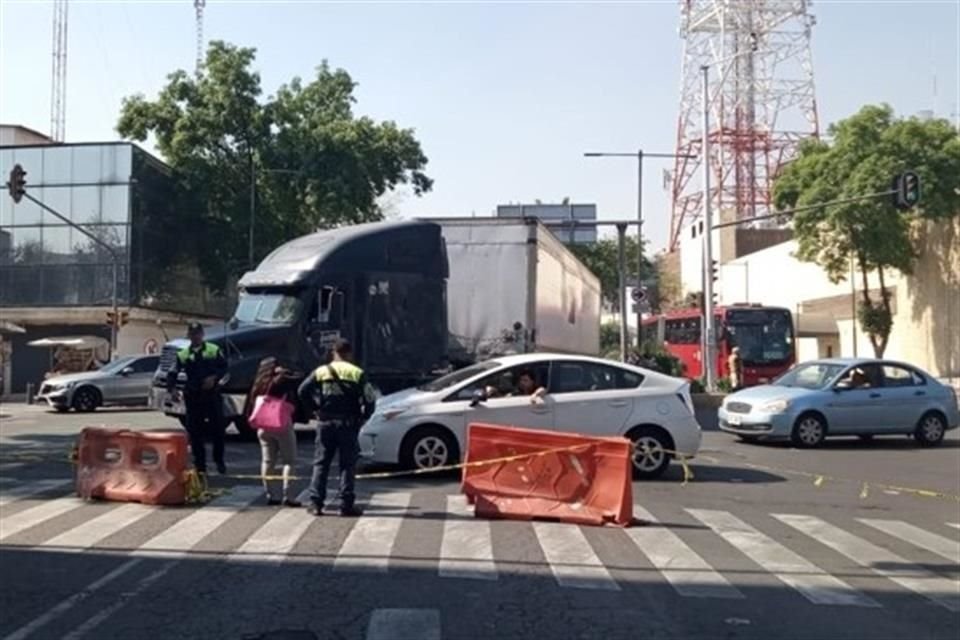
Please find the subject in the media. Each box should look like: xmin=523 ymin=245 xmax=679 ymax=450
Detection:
xmin=759 ymin=399 xmax=790 ymax=414
xmin=382 ymin=406 xmax=409 ymax=420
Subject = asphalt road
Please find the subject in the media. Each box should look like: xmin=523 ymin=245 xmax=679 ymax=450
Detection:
xmin=1 ymin=404 xmax=958 ymax=640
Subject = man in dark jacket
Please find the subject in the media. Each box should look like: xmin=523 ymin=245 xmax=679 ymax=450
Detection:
xmin=298 ymin=339 xmax=376 ymax=517
xmin=167 ymin=323 xmax=228 ymax=474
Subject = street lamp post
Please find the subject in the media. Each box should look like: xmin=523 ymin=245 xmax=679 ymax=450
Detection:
xmin=584 ymin=149 xmax=695 ymax=352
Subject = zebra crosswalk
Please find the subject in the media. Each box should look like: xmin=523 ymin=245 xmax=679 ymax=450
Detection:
xmin=1 ymin=478 xmax=959 ymax=614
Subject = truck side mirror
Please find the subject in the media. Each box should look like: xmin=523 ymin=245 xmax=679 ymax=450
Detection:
xmin=318 ymin=286 xmax=335 ymax=324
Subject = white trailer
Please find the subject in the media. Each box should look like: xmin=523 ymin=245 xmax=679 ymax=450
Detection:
xmin=435 ymin=218 xmax=601 ymax=363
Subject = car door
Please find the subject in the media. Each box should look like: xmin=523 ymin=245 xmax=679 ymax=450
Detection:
xmin=109 ymin=357 xmax=155 ymax=403
xmin=547 ymin=360 xmax=637 ymax=437
xmin=825 ymin=364 xmax=888 ymax=433
xmin=876 ymin=364 xmax=929 ymax=432
xmin=448 ymin=362 xmax=554 ymax=432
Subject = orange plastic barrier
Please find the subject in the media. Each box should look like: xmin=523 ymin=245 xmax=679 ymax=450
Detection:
xmin=461 ymin=423 xmax=633 ymax=527
xmin=75 ymin=427 xmax=189 ymax=506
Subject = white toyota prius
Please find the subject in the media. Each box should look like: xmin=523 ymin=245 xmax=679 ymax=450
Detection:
xmin=360 ymin=353 xmax=702 ymax=479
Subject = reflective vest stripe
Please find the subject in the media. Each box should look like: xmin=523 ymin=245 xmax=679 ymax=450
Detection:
xmin=315 ymin=362 xmax=364 ymax=383
xmin=177 ymin=343 xmax=221 ymax=363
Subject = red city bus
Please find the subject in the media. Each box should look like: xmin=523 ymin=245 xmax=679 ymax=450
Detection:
xmin=644 ymin=304 xmax=796 ymax=387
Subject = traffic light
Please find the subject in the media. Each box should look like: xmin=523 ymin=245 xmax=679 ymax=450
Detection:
xmin=893 ymin=171 xmax=921 ymax=210
xmin=105 ymin=310 xmax=130 ymax=328
xmin=710 ymin=260 xmax=719 ymax=283
xmin=7 ymin=164 xmax=26 ymax=204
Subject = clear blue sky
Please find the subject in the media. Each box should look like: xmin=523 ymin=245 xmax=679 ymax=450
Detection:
xmin=1 ymin=0 xmax=957 ymax=251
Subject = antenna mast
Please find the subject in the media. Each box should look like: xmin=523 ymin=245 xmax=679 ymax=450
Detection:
xmin=50 ymin=0 xmax=68 ymax=142
xmin=194 ymin=0 xmax=206 ymax=76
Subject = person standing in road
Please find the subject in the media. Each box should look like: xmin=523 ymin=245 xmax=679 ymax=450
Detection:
xmin=167 ymin=323 xmax=228 ymax=475
xmin=298 ymin=339 xmax=377 ymax=517
xmin=256 ymin=366 xmax=301 ymax=507
xmin=728 ymin=346 xmax=744 ymax=391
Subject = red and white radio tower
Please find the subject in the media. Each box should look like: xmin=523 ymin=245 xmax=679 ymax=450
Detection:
xmin=669 ymin=0 xmax=820 ymax=251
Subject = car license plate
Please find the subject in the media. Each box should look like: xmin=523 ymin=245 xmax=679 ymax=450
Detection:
xmin=728 ymin=415 xmax=742 ymax=426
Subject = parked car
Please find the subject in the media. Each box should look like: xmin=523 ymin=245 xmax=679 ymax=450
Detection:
xmin=718 ymin=357 xmax=960 ymax=447
xmin=359 ymin=353 xmax=702 ymax=479
xmin=37 ymin=355 xmax=161 ymax=413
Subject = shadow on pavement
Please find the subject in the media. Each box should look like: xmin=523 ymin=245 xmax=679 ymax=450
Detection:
xmin=1 ymin=543 xmax=957 ymax=640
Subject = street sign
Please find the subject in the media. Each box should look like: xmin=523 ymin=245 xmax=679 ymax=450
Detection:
xmin=631 ymin=287 xmax=646 ymax=303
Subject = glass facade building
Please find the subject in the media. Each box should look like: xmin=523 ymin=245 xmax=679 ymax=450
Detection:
xmin=0 ymin=142 xmax=229 ymax=315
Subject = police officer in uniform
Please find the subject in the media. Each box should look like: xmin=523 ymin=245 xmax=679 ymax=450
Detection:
xmin=298 ymin=339 xmax=376 ymax=517
xmin=167 ymin=323 xmax=228 ymax=475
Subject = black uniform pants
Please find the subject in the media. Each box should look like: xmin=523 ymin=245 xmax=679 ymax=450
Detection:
xmin=309 ymin=418 xmax=360 ymax=509
xmin=184 ymin=392 xmax=226 ymax=473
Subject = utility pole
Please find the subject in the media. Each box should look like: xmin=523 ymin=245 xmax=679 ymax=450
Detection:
xmin=616 ymin=223 xmax=628 ymax=363
xmin=701 ymin=65 xmax=718 ymax=392
xmin=584 ymin=149 xmax=695 ymax=352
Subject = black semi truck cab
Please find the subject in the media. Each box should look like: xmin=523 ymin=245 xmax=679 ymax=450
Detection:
xmin=151 ymin=220 xmax=450 ymax=431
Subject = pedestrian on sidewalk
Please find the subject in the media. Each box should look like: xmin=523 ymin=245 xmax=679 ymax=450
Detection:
xmin=252 ymin=366 xmax=301 ymax=507
xmin=298 ymin=339 xmax=377 ymax=518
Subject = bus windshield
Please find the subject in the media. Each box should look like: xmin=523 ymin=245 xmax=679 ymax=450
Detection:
xmin=724 ymin=308 xmax=794 ymax=365
xmin=233 ymin=292 xmax=303 ymax=325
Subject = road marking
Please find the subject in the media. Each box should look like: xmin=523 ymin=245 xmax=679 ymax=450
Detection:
xmin=628 ymin=506 xmax=742 ymax=599
xmin=334 ymin=493 xmax=410 ymax=573
xmin=228 ymin=508 xmax=314 ymax=564
xmin=946 ymin=523 xmax=960 ymax=530
xmin=1 ymin=559 xmax=143 ymax=640
xmin=60 ymin=564 xmax=173 ymax=640
xmin=0 ymin=498 xmax=84 ymax=542
xmin=859 ymin=518 xmax=960 ymax=564
xmin=532 ymin=522 xmax=620 ymax=591
xmin=136 ymin=486 xmax=262 ymax=559
xmin=366 ymin=609 xmax=441 ymax=640
xmin=439 ymin=495 xmax=497 ymax=580
xmin=0 ymin=479 xmax=71 ymax=507
xmin=2 ymin=487 xmax=261 ymax=640
xmin=688 ymin=509 xmax=878 ymax=607
xmin=777 ymin=514 xmax=960 ymax=612
xmin=39 ymin=503 xmax=154 ymax=551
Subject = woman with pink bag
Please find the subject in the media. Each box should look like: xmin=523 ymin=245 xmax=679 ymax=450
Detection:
xmin=250 ymin=367 xmax=301 ymax=507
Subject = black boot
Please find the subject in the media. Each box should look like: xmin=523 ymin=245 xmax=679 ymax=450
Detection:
xmin=339 ymin=504 xmax=363 ymax=517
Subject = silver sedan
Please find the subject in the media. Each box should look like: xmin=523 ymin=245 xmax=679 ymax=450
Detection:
xmin=36 ymin=355 xmax=161 ymax=412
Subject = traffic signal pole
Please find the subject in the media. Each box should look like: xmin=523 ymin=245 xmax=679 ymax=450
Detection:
xmin=701 ymin=66 xmax=718 ymax=393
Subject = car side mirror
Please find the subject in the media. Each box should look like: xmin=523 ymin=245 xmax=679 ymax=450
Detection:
xmin=469 ymin=389 xmax=487 ymax=407
xmin=120 ymin=367 xmax=134 ymax=377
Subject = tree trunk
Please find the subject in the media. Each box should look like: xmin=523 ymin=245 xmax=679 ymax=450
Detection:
xmin=856 ymin=254 xmax=882 ymax=357
xmin=876 ymin=268 xmax=892 ymax=357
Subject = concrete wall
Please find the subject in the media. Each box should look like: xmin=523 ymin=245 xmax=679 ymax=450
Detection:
xmin=0 ymin=125 xmax=52 ymax=146
xmin=895 ymin=217 xmax=960 ymax=381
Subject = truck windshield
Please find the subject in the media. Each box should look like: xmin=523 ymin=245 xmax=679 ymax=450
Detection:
xmin=724 ymin=309 xmax=794 ymax=365
xmin=234 ymin=293 xmax=303 ymax=325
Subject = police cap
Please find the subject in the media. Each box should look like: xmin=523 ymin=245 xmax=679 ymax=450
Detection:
xmin=187 ymin=322 xmax=204 ymax=336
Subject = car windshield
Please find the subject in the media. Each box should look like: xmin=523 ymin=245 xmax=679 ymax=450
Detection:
xmin=773 ymin=362 xmax=846 ymax=389
xmin=98 ymin=357 xmax=136 ymax=374
xmin=418 ymin=361 xmax=501 ymax=392
xmin=724 ymin=309 xmax=794 ymax=365
xmin=233 ymin=292 xmax=303 ymax=325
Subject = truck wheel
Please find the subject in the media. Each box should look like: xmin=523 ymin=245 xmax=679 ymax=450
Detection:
xmin=71 ymin=387 xmax=101 ymax=413
xmin=400 ymin=426 xmax=459 ymax=471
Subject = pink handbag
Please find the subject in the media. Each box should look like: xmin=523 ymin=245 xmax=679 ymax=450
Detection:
xmin=249 ymin=395 xmax=294 ymax=431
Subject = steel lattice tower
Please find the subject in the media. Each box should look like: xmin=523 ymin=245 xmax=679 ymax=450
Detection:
xmin=669 ymin=0 xmax=820 ymax=251
xmin=50 ymin=0 xmax=68 ymax=142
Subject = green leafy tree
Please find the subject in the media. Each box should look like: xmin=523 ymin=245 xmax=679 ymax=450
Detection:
xmin=117 ymin=41 xmax=432 ymax=290
xmin=774 ymin=105 xmax=960 ymax=357
xmin=568 ymin=235 xmax=656 ymax=310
